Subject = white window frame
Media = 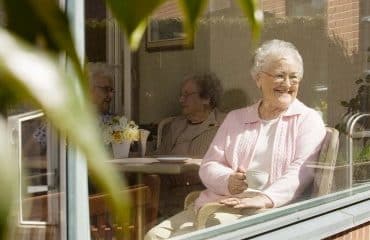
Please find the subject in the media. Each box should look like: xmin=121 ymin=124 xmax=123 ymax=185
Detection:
xmin=172 ymin=185 xmax=370 ymax=240
xmin=8 ymin=110 xmax=67 ymax=238
xmin=106 ymin=10 xmax=132 ymax=119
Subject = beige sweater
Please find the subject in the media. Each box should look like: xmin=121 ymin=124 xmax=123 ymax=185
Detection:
xmin=157 ymin=109 xmax=226 ymax=157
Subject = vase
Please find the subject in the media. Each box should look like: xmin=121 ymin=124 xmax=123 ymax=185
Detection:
xmin=112 ymin=140 xmax=131 ymax=158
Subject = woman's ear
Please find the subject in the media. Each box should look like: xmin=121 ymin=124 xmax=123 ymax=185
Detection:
xmin=202 ymin=98 xmax=211 ymax=105
xmin=255 ymin=72 xmax=262 ymax=89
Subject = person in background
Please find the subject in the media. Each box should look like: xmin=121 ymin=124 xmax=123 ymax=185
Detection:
xmin=157 ymin=73 xmax=225 ymax=156
xmin=27 ymin=62 xmax=115 ymax=154
xmin=155 ymin=73 xmax=226 ymax=218
xmin=145 ymin=39 xmax=326 ymax=239
xmin=88 ymin=62 xmax=115 ymax=124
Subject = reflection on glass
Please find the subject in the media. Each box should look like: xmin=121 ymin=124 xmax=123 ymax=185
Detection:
xmin=149 ymin=18 xmax=184 ymax=41
xmin=14 ymin=113 xmax=62 ymax=240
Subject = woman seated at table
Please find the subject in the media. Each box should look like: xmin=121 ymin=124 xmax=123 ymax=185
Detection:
xmin=155 ymin=73 xmax=226 ymax=218
xmin=145 ymin=39 xmax=326 ymax=239
xmin=157 ymin=72 xmax=225 ymax=157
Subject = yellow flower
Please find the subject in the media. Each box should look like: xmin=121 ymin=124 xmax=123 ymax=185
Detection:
xmin=112 ymin=131 xmax=123 ymax=143
xmin=102 ymin=115 xmax=140 ymax=144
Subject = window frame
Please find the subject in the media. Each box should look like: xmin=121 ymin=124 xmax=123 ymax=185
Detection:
xmin=70 ymin=0 xmax=370 ymax=239
xmin=8 ymin=111 xmax=46 ymax=225
xmin=8 ymin=109 xmax=67 ymax=239
xmin=172 ymin=185 xmax=370 ymax=240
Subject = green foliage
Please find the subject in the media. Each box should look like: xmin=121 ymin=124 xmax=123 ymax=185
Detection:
xmin=0 ymin=0 xmax=262 ymax=238
xmin=178 ymin=0 xmax=208 ymax=45
xmin=3 ymin=0 xmax=86 ymax=90
xmin=105 ymin=0 xmax=166 ymax=50
xmin=105 ymin=0 xmax=262 ymax=49
xmin=335 ymin=74 xmax=370 ymax=133
xmin=237 ymin=0 xmax=263 ymax=42
xmin=340 ymin=75 xmax=370 ymax=113
xmin=358 ymin=143 xmax=370 ymax=162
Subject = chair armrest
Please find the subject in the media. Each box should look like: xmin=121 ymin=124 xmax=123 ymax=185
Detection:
xmin=184 ymin=191 xmax=202 ymax=210
xmin=196 ymin=202 xmax=226 ymax=229
xmin=195 ymin=203 xmax=268 ymax=229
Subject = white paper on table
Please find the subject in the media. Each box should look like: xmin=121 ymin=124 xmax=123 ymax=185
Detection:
xmin=139 ymin=129 xmax=150 ymax=157
xmin=107 ymin=158 xmax=159 ymax=164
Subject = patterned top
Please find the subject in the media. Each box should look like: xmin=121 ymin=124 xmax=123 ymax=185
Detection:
xmin=195 ymin=99 xmax=326 ymax=209
xmin=33 ymin=113 xmax=113 ymax=147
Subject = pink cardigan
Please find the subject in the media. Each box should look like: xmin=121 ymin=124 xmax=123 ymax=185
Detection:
xmin=195 ymin=99 xmax=326 ymax=209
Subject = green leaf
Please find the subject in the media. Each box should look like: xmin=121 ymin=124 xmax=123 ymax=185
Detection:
xmin=3 ymin=0 xmax=87 ymax=91
xmin=237 ymin=0 xmax=263 ymax=43
xmin=3 ymin=0 xmax=56 ymax=49
xmin=0 ymin=28 xmax=129 ymax=227
xmin=105 ymin=0 xmax=166 ymax=50
xmin=340 ymin=101 xmax=349 ymax=107
xmin=28 ymin=0 xmax=86 ymax=89
xmin=178 ymin=0 xmax=208 ymax=45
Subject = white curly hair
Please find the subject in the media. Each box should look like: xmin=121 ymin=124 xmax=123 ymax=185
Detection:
xmin=250 ymin=39 xmax=303 ymax=81
xmin=87 ymin=62 xmax=116 ymax=83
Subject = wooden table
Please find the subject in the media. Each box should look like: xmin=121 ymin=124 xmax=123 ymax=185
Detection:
xmin=106 ymin=157 xmax=202 ymax=175
xmin=107 ymin=157 xmax=203 ymax=228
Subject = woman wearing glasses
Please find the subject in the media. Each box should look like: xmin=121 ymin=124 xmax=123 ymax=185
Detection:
xmin=145 ymin=39 xmax=326 ymax=239
xmin=157 ymin=73 xmax=225 ymax=157
xmin=88 ymin=62 xmax=115 ymax=118
xmin=156 ymin=73 xmax=226 ymax=218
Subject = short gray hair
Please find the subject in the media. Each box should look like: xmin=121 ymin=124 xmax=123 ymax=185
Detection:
xmin=184 ymin=73 xmax=223 ymax=109
xmin=87 ymin=62 xmax=115 ymax=83
xmin=250 ymin=39 xmax=303 ymax=81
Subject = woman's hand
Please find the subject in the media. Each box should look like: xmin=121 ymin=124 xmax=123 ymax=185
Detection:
xmin=220 ymin=195 xmax=273 ymax=209
xmin=228 ymin=168 xmax=248 ymax=195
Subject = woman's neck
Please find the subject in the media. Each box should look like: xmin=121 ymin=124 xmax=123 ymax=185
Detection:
xmin=187 ymin=109 xmax=211 ymax=124
xmin=258 ymin=101 xmax=287 ymax=120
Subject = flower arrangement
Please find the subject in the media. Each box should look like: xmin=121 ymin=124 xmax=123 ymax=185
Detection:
xmin=102 ymin=116 xmax=139 ymax=144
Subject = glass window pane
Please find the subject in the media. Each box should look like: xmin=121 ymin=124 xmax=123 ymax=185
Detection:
xmin=7 ymin=111 xmax=64 ymax=240
xmin=139 ymin=0 xmax=370 ymax=238
xmin=86 ymin=0 xmax=370 ymax=239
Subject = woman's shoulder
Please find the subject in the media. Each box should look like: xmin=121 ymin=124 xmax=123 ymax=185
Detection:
xmin=223 ymin=104 xmax=257 ymax=124
xmin=287 ymin=100 xmax=322 ymax=119
xmin=292 ymin=100 xmax=325 ymax=129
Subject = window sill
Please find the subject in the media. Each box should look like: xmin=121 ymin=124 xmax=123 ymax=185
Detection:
xmin=172 ymin=184 xmax=370 ymax=240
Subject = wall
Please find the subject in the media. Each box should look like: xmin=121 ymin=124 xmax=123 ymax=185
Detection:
xmin=138 ymin=22 xmax=211 ymax=124
xmin=137 ymin=0 xmax=363 ymax=127
xmin=328 ymin=0 xmax=360 ymax=54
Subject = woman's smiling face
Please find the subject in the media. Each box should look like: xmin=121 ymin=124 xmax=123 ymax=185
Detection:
xmin=256 ymin=56 xmax=302 ymax=110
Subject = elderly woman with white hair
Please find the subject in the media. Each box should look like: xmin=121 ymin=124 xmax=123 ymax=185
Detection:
xmin=145 ymin=39 xmax=326 ymax=239
xmin=88 ymin=62 xmax=115 ymax=117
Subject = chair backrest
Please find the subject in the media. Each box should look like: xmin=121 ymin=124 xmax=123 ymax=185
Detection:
xmin=14 ymin=192 xmax=61 ymax=239
xmin=89 ymin=184 xmax=151 ymax=240
xmin=311 ymin=127 xmax=340 ymax=196
xmin=156 ymin=116 xmax=175 ymax=149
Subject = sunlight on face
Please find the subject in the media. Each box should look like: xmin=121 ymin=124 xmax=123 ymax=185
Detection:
xmin=179 ymin=80 xmax=207 ymax=116
xmin=257 ymin=56 xmax=301 ymax=110
xmin=91 ymin=74 xmax=114 ymax=114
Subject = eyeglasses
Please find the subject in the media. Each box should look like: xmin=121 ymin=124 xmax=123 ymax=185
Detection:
xmin=261 ymin=71 xmax=301 ymax=85
xmin=95 ymin=85 xmax=115 ymax=94
xmin=179 ymin=91 xmax=199 ymax=99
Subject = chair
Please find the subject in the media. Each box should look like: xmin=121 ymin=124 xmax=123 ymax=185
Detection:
xmin=142 ymin=174 xmax=160 ymax=228
xmin=15 ymin=192 xmax=61 ymax=239
xmin=183 ymin=127 xmax=340 ymax=229
xmin=15 ymin=182 xmax=159 ymax=240
xmin=311 ymin=127 xmax=340 ymax=196
xmin=156 ymin=116 xmax=175 ymax=149
xmin=89 ymin=184 xmax=152 ymax=240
